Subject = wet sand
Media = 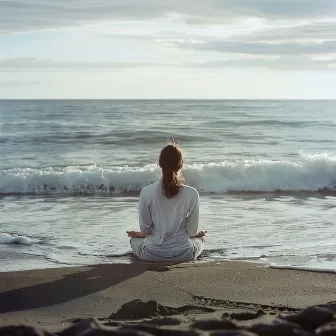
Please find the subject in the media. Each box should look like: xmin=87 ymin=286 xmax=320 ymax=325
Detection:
xmin=0 ymin=261 xmax=335 ymax=333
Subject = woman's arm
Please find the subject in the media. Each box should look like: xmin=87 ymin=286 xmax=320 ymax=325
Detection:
xmin=138 ymin=189 xmax=153 ymax=234
xmin=185 ymin=191 xmax=200 ymax=236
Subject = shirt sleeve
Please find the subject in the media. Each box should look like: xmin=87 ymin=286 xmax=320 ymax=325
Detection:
xmin=139 ymin=190 xmax=153 ymax=234
xmin=185 ymin=191 xmax=200 ymax=236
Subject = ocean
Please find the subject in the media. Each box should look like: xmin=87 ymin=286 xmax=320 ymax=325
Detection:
xmin=1 ymin=100 xmax=335 ymax=273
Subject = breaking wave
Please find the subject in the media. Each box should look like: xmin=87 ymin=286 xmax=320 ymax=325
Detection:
xmin=0 ymin=232 xmax=41 ymax=245
xmin=0 ymin=153 xmax=335 ymax=196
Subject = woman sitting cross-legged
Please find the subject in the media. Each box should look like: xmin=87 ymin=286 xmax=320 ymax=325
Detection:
xmin=127 ymin=143 xmax=206 ymax=262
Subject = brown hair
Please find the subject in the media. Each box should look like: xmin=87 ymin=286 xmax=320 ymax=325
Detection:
xmin=159 ymin=142 xmax=184 ymax=198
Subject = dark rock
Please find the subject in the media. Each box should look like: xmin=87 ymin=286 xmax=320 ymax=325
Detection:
xmin=120 ymin=324 xmax=200 ymax=335
xmin=145 ymin=316 xmax=184 ymax=326
xmin=58 ymin=317 xmax=101 ymax=336
xmin=229 ymin=311 xmax=265 ymax=321
xmin=67 ymin=318 xmax=84 ymax=324
xmin=58 ymin=317 xmax=144 ymax=336
xmin=191 ymin=319 xmax=237 ymax=331
xmin=176 ymin=306 xmax=215 ymax=314
xmin=112 ymin=330 xmax=154 ymax=336
xmin=111 ymin=300 xmax=215 ymax=319
xmin=248 ymin=319 xmax=310 ymax=336
xmin=209 ymin=331 xmax=258 ymax=336
xmin=102 ymin=322 xmax=124 ymax=328
xmin=0 ymin=326 xmax=53 ymax=336
xmin=316 ymin=321 xmax=336 ymax=336
xmin=111 ymin=300 xmax=175 ymax=319
xmin=284 ymin=306 xmax=335 ymax=331
xmin=320 ymin=302 xmax=336 ymax=314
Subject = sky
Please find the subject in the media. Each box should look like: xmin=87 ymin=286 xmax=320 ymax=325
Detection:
xmin=1 ymin=0 xmax=336 ymax=99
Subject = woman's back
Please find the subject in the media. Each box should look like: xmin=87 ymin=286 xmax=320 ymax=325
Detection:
xmin=139 ymin=182 xmax=199 ymax=258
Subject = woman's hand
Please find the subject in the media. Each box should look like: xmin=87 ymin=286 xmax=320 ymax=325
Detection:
xmin=192 ymin=230 xmax=207 ymax=238
xmin=127 ymin=231 xmax=147 ymax=238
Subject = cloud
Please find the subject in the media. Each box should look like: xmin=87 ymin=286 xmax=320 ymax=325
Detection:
xmin=0 ymin=57 xmax=179 ymax=69
xmin=233 ymin=21 xmax=336 ymax=42
xmin=171 ymin=39 xmax=336 ymax=56
xmin=194 ymin=57 xmax=336 ymax=70
xmin=1 ymin=56 xmax=336 ymax=71
xmin=101 ymin=20 xmax=336 ymax=43
xmin=2 ymin=0 xmax=336 ymax=33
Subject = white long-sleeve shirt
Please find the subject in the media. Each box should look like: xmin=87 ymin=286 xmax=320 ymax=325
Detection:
xmin=137 ymin=181 xmax=200 ymax=261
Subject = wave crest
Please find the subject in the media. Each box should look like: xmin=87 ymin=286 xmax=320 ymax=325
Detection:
xmin=0 ymin=153 xmax=335 ymax=196
xmin=0 ymin=233 xmax=41 ymax=245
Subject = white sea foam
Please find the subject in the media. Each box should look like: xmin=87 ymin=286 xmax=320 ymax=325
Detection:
xmin=268 ymin=264 xmax=336 ymax=274
xmin=0 ymin=232 xmax=41 ymax=245
xmin=0 ymin=153 xmax=335 ymax=195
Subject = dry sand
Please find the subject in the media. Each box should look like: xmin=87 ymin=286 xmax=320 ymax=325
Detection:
xmin=0 ymin=261 xmax=335 ymax=332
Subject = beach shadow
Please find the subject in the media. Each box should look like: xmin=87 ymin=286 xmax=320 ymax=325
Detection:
xmin=0 ymin=263 xmax=170 ymax=314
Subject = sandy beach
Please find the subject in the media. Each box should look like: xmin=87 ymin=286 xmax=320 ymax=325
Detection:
xmin=0 ymin=261 xmax=335 ymax=334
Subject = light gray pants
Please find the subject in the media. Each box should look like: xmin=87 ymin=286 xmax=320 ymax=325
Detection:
xmin=130 ymin=237 xmax=204 ymax=262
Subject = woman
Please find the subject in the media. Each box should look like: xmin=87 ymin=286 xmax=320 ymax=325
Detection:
xmin=127 ymin=143 xmax=206 ymax=262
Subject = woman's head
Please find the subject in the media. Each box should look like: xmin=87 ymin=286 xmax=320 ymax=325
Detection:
xmin=159 ymin=142 xmax=184 ymax=198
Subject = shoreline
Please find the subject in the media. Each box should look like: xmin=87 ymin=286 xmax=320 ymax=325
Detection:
xmin=268 ymin=263 xmax=336 ymax=274
xmin=1 ymin=256 xmax=335 ymax=275
xmin=0 ymin=260 xmax=335 ymax=332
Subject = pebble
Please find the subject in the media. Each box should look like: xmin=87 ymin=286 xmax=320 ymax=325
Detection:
xmin=284 ymin=306 xmax=335 ymax=332
xmin=248 ymin=319 xmax=311 ymax=336
xmin=229 ymin=310 xmax=265 ymax=321
xmin=191 ymin=319 xmax=237 ymax=331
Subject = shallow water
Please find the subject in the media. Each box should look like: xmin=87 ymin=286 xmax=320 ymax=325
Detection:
xmin=1 ymin=100 xmax=336 ymax=272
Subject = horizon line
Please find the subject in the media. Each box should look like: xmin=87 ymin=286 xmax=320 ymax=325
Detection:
xmin=1 ymin=98 xmax=336 ymax=101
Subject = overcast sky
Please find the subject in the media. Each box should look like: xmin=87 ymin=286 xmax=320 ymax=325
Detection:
xmin=1 ymin=0 xmax=336 ymax=99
